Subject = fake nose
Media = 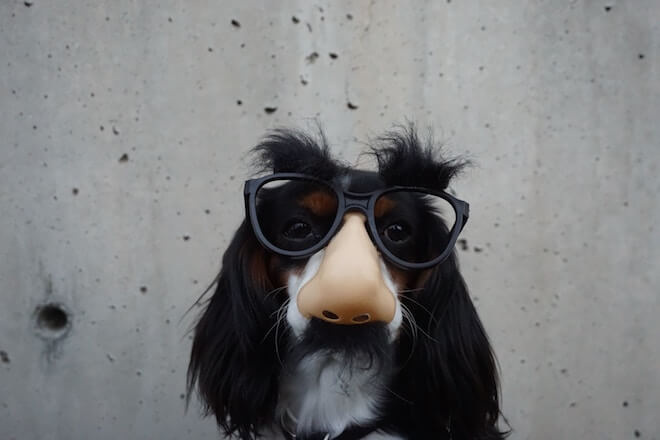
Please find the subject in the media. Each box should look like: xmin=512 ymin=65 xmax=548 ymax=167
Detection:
xmin=297 ymin=213 xmax=396 ymax=325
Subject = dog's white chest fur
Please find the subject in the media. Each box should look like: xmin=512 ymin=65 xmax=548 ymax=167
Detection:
xmin=277 ymin=352 xmax=386 ymax=438
xmin=272 ymin=250 xmax=405 ymax=439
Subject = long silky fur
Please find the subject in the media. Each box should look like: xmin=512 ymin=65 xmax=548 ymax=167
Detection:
xmin=187 ymin=223 xmax=283 ymax=438
xmin=188 ymin=132 xmax=342 ymax=439
xmin=188 ymin=125 xmax=507 ymax=440
xmin=382 ymin=253 xmax=506 ymax=439
xmin=372 ymin=129 xmax=505 ymax=438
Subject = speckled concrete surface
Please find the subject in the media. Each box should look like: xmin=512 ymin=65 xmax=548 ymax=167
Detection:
xmin=1 ymin=1 xmax=658 ymax=439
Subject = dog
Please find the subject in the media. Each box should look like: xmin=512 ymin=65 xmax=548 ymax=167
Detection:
xmin=188 ymin=126 xmax=506 ymax=440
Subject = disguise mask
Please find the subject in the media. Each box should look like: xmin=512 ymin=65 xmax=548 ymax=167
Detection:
xmin=244 ymin=172 xmax=469 ymax=326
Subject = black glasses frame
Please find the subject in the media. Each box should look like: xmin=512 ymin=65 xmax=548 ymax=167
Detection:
xmin=244 ymin=172 xmax=470 ymax=270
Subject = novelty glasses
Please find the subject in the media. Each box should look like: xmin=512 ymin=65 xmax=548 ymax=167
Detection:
xmin=244 ymin=173 xmax=469 ymax=270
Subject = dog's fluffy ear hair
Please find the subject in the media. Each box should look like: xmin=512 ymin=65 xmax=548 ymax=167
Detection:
xmin=391 ymin=253 xmax=507 ymax=439
xmin=187 ymin=221 xmax=284 ymax=439
xmin=371 ymin=124 xmax=469 ymax=190
xmin=252 ymin=127 xmax=341 ymax=180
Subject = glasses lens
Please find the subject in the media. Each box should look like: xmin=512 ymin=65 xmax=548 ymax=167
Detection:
xmin=374 ymin=190 xmax=457 ymax=264
xmin=255 ymin=178 xmax=339 ymax=253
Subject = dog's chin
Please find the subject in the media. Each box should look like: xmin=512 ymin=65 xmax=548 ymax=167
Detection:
xmin=288 ymin=318 xmax=394 ymax=371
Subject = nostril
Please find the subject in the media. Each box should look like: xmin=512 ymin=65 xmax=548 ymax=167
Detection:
xmin=322 ymin=310 xmax=340 ymax=321
xmin=352 ymin=314 xmax=370 ymax=323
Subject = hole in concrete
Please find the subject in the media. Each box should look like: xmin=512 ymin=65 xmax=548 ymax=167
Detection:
xmin=35 ymin=303 xmax=69 ymax=334
xmin=34 ymin=301 xmax=71 ymax=357
xmin=458 ymin=238 xmax=469 ymax=251
xmin=322 ymin=310 xmax=339 ymax=321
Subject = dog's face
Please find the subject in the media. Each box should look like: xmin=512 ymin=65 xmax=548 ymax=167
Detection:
xmin=258 ymin=170 xmax=434 ymax=336
xmin=188 ymin=127 xmax=504 ymax=440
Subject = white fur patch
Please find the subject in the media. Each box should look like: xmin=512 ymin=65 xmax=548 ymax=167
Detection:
xmin=278 ymin=250 xmax=403 ymax=438
xmin=278 ymin=352 xmax=387 ymax=437
xmin=259 ymin=428 xmax=404 ymax=440
xmin=286 ymin=250 xmax=325 ymax=338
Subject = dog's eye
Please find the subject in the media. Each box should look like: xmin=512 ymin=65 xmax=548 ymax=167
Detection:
xmin=282 ymin=220 xmax=313 ymax=240
xmin=383 ymin=222 xmax=411 ymax=243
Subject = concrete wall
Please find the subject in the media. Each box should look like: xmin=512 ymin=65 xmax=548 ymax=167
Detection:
xmin=1 ymin=1 xmax=658 ymax=439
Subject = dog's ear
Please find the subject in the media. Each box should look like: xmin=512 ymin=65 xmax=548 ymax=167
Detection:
xmin=187 ymin=128 xmax=340 ymax=439
xmin=373 ymin=125 xmax=505 ymax=437
xmin=187 ymin=221 xmax=284 ymax=439
xmin=394 ymin=253 xmax=506 ymax=439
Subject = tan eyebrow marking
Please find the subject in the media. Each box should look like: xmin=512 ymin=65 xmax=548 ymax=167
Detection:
xmin=374 ymin=196 xmax=396 ymax=217
xmin=299 ymin=191 xmax=337 ymax=216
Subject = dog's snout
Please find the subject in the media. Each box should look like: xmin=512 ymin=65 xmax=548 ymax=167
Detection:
xmin=297 ymin=213 xmax=396 ymax=325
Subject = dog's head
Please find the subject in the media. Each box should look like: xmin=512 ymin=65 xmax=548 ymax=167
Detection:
xmin=188 ymin=126 xmax=505 ymax=439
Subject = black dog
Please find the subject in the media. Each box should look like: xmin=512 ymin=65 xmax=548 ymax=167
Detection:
xmin=188 ymin=126 xmax=506 ymax=440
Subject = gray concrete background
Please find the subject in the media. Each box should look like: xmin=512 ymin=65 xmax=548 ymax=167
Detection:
xmin=1 ymin=1 xmax=658 ymax=439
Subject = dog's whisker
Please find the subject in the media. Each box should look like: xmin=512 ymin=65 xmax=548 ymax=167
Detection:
xmin=384 ymin=386 xmax=413 ymax=405
xmin=262 ymin=299 xmax=290 ymax=342
xmin=261 ymin=318 xmax=283 ymax=343
xmin=399 ymin=304 xmax=418 ymax=368
xmin=269 ymin=299 xmax=289 ymax=318
xmin=403 ymin=304 xmax=440 ymax=344
xmin=413 ymin=322 xmax=440 ymax=344
xmin=270 ymin=298 xmax=291 ymax=367
xmin=400 ymin=304 xmax=417 ymax=341
xmin=265 ymin=285 xmax=289 ymax=301
xmin=274 ymin=307 xmax=290 ymax=368
xmin=400 ymin=295 xmax=438 ymax=325
xmin=398 ymin=317 xmax=414 ymax=339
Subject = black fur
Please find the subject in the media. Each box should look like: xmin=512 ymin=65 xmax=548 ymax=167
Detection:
xmin=187 ymin=224 xmax=285 ymax=438
xmin=371 ymin=124 xmax=469 ymax=190
xmin=253 ymin=128 xmax=342 ymax=180
xmin=188 ymin=126 xmax=507 ymax=440
xmin=287 ymin=319 xmax=393 ymax=375
xmin=381 ymin=254 xmax=504 ymax=439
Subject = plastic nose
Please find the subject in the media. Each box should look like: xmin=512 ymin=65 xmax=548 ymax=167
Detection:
xmin=297 ymin=213 xmax=396 ymax=325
